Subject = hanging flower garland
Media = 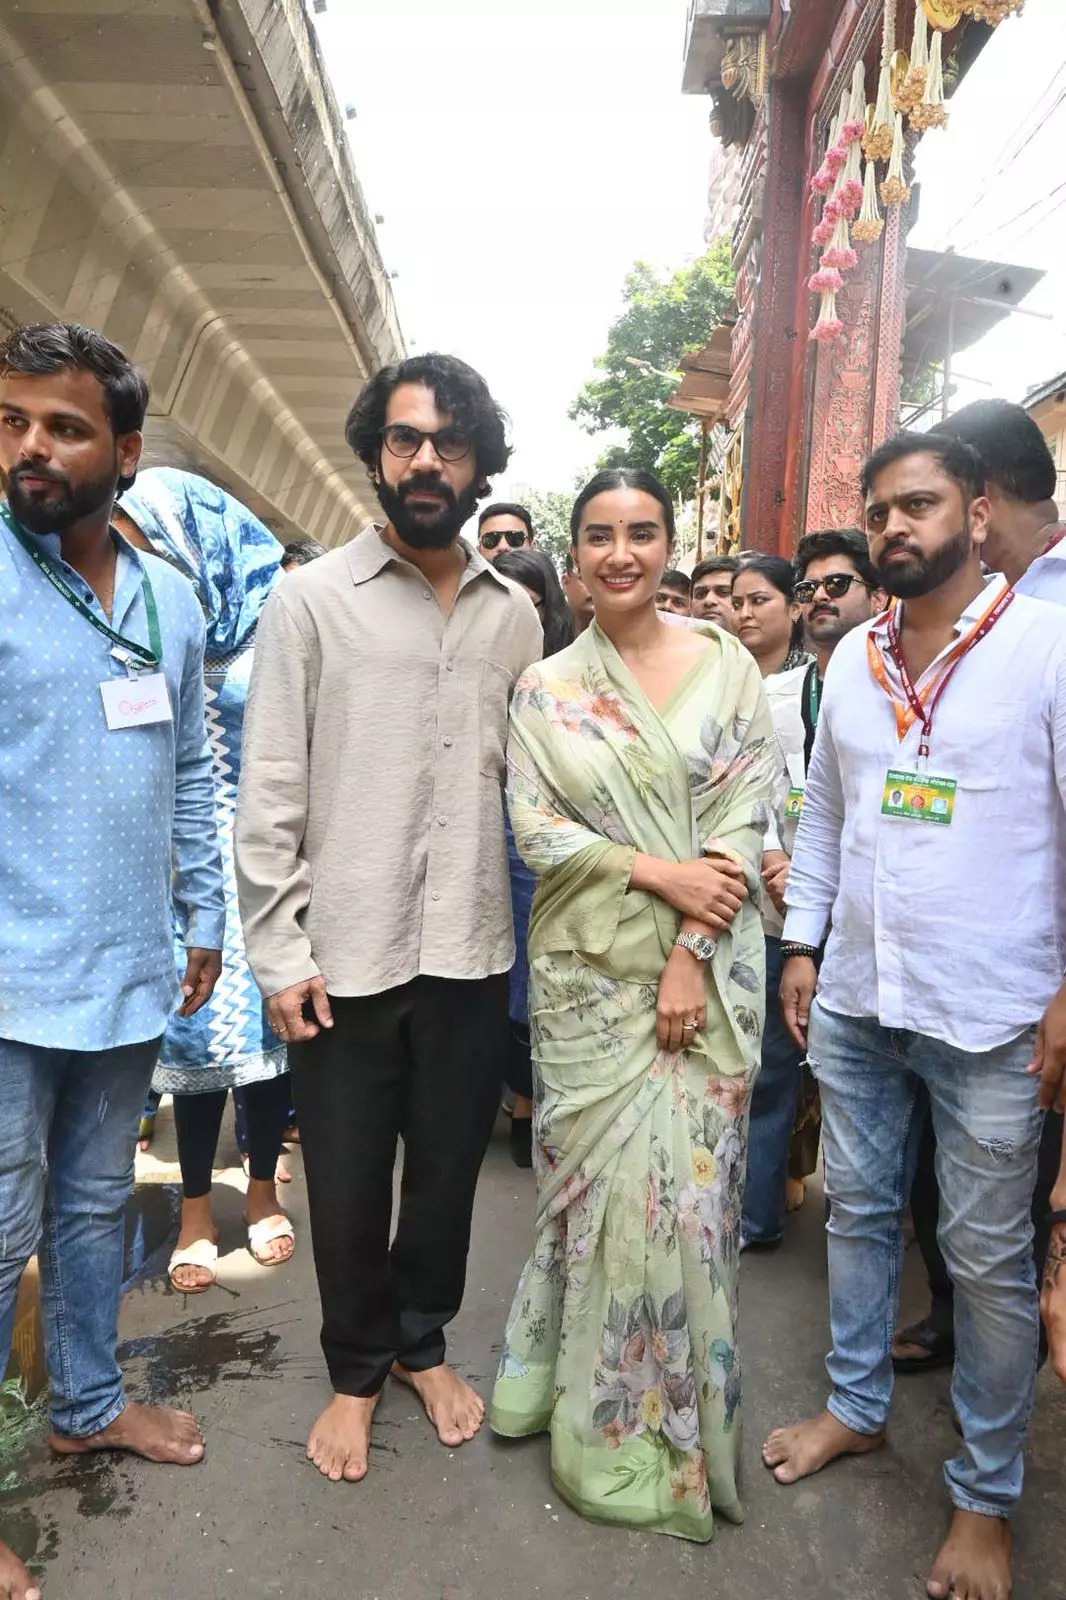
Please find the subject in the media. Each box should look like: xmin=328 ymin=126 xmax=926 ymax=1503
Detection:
xmin=894 ymin=5 xmax=929 ymax=113
xmin=879 ymin=112 xmax=911 ymax=206
xmin=910 ymin=26 xmax=948 ymax=129
xmin=852 ymin=158 xmax=884 ymax=243
xmin=862 ymin=0 xmax=897 ymax=161
xmin=966 ymin=1 xmax=1024 ymax=23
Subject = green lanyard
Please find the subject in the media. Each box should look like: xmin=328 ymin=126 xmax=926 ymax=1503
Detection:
xmin=3 ymin=504 xmax=162 ymax=668
xmin=807 ymin=663 xmax=821 ymax=727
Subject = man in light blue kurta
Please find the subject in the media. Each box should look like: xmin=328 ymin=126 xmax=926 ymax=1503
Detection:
xmin=0 ymin=323 xmax=224 ymax=1581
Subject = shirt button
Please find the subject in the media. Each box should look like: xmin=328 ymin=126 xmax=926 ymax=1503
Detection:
xmin=445 ymin=660 xmax=454 ymax=671
xmin=423 ymin=590 xmax=432 ymax=600
xmin=432 ymin=891 xmax=441 ymax=902
xmin=442 ymin=736 xmax=453 ymax=748
xmin=437 ymin=815 xmax=448 ymax=826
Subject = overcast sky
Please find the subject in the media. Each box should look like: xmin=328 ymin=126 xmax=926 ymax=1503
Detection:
xmin=315 ymin=0 xmax=1065 ymax=499
xmin=314 ymin=0 xmax=709 ymax=499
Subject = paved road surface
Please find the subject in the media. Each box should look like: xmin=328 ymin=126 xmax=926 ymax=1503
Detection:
xmin=3 ymin=1107 xmax=1064 ymax=1599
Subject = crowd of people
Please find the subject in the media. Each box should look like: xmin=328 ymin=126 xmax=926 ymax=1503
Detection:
xmin=0 ymin=318 xmax=1064 ymax=1600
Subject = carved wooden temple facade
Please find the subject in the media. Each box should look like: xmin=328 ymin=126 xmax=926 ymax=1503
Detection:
xmin=681 ymin=0 xmax=992 ymax=555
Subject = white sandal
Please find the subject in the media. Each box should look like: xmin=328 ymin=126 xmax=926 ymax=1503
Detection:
xmin=245 ymin=1215 xmax=295 ymax=1267
xmin=168 ymin=1237 xmax=218 ymax=1294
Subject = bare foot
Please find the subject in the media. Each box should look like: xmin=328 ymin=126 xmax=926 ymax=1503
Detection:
xmin=50 ymin=1401 xmax=204 ymax=1465
xmin=762 ymin=1409 xmax=883 ymax=1484
xmin=392 ymin=1361 xmax=484 ymax=1446
xmin=927 ymin=1510 xmax=1012 ymax=1600
xmin=306 ymin=1393 xmax=379 ymax=1482
xmin=0 ymin=1541 xmax=40 ymax=1600
xmin=785 ymin=1177 xmax=806 ymax=1212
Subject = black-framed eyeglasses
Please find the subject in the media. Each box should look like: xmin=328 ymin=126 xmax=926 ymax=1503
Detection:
xmin=793 ymin=572 xmax=870 ymax=604
xmin=479 ymin=528 xmax=529 ymax=551
xmin=381 ymin=423 xmax=472 ymax=463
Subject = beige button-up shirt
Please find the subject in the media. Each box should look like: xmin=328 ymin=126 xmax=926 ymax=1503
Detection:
xmin=235 ymin=527 xmax=543 ymax=998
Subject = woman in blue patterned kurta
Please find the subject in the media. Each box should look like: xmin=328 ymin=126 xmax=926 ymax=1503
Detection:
xmin=114 ymin=470 xmax=294 ymax=1290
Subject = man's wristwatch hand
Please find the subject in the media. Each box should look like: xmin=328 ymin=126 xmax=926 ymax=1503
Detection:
xmin=674 ymin=931 xmax=717 ymax=962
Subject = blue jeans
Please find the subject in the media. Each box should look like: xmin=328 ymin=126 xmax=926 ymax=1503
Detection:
xmin=0 ymin=1036 xmax=159 ymax=1435
xmin=807 ymin=1001 xmax=1043 ymax=1517
xmin=742 ymin=935 xmax=805 ymax=1243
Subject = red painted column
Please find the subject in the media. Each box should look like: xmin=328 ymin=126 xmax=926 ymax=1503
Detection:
xmin=737 ymin=77 xmax=809 ymax=554
xmin=804 ymin=198 xmax=907 ymax=530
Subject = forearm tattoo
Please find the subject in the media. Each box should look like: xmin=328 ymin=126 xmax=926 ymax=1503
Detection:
xmin=1044 ymin=1224 xmax=1066 ymax=1294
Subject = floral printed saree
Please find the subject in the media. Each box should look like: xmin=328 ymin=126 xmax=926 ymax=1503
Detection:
xmin=489 ymin=619 xmax=777 ymax=1541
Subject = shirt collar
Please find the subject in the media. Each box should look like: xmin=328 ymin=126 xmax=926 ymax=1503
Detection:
xmin=343 ymin=522 xmax=512 ymax=590
xmin=870 ymin=571 xmax=1010 ymax=645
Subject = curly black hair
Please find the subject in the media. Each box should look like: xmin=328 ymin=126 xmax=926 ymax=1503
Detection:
xmin=345 ymin=353 xmax=511 ymax=493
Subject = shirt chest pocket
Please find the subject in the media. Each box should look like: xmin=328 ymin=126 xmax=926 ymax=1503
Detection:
xmin=478 ymin=658 xmax=514 ymax=780
xmin=932 ymin=704 xmax=1029 ymax=803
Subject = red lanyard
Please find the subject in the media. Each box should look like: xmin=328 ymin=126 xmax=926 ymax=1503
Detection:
xmin=865 ymin=585 xmax=1014 ymax=760
xmin=1042 ymin=528 xmax=1066 ymax=556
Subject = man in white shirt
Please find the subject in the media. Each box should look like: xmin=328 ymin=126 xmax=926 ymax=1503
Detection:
xmin=763 ymin=431 xmax=1066 ymax=1600
xmin=892 ymin=401 xmax=1066 ymax=1385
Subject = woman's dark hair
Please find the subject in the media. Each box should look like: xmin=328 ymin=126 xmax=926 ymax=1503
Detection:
xmin=493 ymin=548 xmax=574 ymax=656
xmin=570 ymin=467 xmax=676 ymax=545
xmin=345 ymin=353 xmax=510 ymax=494
xmin=0 ymin=321 xmax=150 ymax=492
xmin=733 ymin=553 xmax=805 ymax=652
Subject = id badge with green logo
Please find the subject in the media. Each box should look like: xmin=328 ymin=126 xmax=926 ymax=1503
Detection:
xmin=785 ymin=786 xmax=805 ymax=820
xmin=881 ymin=768 xmax=956 ymax=825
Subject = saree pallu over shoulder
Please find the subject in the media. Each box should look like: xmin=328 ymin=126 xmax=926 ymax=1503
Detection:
xmin=491 ymin=621 xmax=778 ymax=1541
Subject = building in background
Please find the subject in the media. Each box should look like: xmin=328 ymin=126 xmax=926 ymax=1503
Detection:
xmin=681 ymin=0 xmax=1008 ymax=555
xmin=0 ymin=0 xmax=403 ymax=545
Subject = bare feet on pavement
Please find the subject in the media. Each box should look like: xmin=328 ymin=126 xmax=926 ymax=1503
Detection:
xmin=926 ymin=1510 xmax=1012 ymax=1600
xmin=49 ymin=1401 xmax=204 ymax=1464
xmin=392 ymin=1361 xmax=484 ymax=1446
xmin=785 ymin=1177 xmax=806 ymax=1212
xmin=306 ymin=1393 xmax=379 ymax=1482
xmin=0 ymin=1541 xmax=40 ymax=1600
xmin=762 ymin=1409 xmax=883 ymax=1484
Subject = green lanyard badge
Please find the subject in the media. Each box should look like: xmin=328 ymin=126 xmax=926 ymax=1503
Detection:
xmin=3 ymin=504 xmax=162 ymax=668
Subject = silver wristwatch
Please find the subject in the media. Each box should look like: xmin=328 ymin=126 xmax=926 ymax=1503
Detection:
xmin=674 ymin=931 xmax=717 ymax=962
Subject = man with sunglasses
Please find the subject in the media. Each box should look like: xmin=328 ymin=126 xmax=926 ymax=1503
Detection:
xmin=743 ymin=528 xmax=885 ymax=1248
xmin=236 ymin=353 xmax=542 ymax=1489
xmin=477 ymin=501 xmax=535 ymax=561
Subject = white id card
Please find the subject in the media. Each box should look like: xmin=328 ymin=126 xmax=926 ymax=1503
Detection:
xmin=99 ymin=673 xmax=172 ymax=730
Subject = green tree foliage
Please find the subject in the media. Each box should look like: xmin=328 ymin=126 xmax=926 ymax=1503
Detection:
xmin=516 ymin=485 xmax=575 ymax=566
xmin=569 ymin=238 xmax=735 ymax=502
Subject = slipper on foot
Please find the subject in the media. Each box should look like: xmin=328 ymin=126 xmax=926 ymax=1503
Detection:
xmin=245 ymin=1215 xmax=295 ymax=1267
xmin=168 ymin=1238 xmax=218 ymax=1293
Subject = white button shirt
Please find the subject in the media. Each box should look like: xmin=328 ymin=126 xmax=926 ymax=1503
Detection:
xmin=782 ymin=575 xmax=1066 ymax=1051
xmin=1014 ymin=522 xmax=1066 ymax=603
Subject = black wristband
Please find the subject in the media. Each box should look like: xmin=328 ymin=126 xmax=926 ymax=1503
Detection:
xmin=1049 ymin=1209 xmax=1066 ymax=1227
xmin=780 ymin=941 xmax=819 ymax=962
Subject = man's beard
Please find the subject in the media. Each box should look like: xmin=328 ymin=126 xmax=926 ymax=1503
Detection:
xmin=874 ymin=520 xmax=972 ymax=599
xmin=6 ymin=459 xmax=117 ymax=535
xmin=376 ymin=472 xmax=479 ymax=550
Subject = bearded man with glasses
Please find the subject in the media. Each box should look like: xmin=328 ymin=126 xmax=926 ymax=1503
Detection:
xmin=235 ymin=354 xmax=542 ymax=1486
xmin=742 ymin=527 xmax=885 ymax=1249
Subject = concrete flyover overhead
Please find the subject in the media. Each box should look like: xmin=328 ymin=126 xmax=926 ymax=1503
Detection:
xmin=0 ymin=0 xmax=404 ymax=545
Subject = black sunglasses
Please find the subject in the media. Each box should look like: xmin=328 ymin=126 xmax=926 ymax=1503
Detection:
xmin=793 ymin=572 xmax=870 ymax=604
xmin=381 ymin=422 xmax=472 ymax=463
xmin=479 ymin=529 xmax=529 ymax=551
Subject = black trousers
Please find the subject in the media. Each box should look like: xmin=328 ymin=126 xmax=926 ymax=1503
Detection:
xmin=172 ymin=1075 xmax=292 ymax=1199
xmin=289 ymin=973 xmax=508 ymax=1396
xmin=910 ymin=1093 xmax=1063 ymax=1349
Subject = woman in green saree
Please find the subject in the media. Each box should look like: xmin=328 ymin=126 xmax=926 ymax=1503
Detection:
xmin=490 ymin=469 xmax=779 ymax=1541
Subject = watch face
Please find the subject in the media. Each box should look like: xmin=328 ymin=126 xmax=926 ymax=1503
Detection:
xmin=695 ymin=935 xmax=716 ymax=961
